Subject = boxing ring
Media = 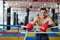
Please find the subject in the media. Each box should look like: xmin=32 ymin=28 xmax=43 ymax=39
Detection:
xmin=0 ymin=24 xmax=60 ymax=40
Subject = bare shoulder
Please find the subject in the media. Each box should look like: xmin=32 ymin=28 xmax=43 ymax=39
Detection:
xmin=47 ymin=16 xmax=52 ymax=19
xmin=31 ymin=16 xmax=40 ymax=25
xmin=34 ymin=16 xmax=41 ymax=20
xmin=47 ymin=16 xmax=53 ymax=21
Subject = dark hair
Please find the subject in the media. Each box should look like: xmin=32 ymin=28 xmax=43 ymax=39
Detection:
xmin=40 ymin=8 xmax=47 ymax=12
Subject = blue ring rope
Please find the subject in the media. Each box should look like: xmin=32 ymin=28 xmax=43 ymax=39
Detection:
xmin=0 ymin=24 xmax=20 ymax=27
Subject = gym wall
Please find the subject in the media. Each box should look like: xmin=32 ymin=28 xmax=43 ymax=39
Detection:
xmin=0 ymin=1 xmax=3 ymax=28
xmin=3 ymin=1 xmax=60 ymax=26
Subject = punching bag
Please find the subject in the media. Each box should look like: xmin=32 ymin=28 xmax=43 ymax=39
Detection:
xmin=51 ymin=9 xmax=55 ymax=21
xmin=24 ymin=8 xmax=30 ymax=26
xmin=16 ymin=14 xmax=18 ymax=25
xmin=13 ymin=12 xmax=16 ymax=25
xmin=7 ymin=7 xmax=11 ymax=30
xmin=13 ymin=12 xmax=18 ymax=25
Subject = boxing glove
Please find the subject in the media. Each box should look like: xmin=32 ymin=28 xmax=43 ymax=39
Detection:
xmin=40 ymin=24 xmax=48 ymax=32
xmin=26 ymin=23 xmax=33 ymax=31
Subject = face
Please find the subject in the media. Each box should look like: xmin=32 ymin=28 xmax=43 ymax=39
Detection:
xmin=40 ymin=10 xmax=47 ymax=17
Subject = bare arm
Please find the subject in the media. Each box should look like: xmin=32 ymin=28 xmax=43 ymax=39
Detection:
xmin=31 ymin=17 xmax=38 ymax=25
xmin=48 ymin=17 xmax=56 ymax=26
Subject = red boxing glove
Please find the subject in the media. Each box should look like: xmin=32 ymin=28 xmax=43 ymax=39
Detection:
xmin=26 ymin=23 xmax=33 ymax=31
xmin=40 ymin=24 xmax=48 ymax=32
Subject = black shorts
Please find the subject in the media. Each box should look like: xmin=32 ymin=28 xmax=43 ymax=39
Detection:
xmin=35 ymin=33 xmax=49 ymax=40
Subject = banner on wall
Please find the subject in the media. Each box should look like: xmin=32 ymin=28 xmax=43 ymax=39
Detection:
xmin=0 ymin=1 xmax=3 ymax=28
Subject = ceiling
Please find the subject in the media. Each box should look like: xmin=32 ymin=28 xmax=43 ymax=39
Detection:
xmin=4 ymin=0 xmax=60 ymax=2
xmin=4 ymin=1 xmax=58 ymax=9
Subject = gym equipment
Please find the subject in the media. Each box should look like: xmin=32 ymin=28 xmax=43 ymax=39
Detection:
xmin=40 ymin=24 xmax=48 ymax=32
xmin=7 ymin=7 xmax=11 ymax=30
xmin=13 ymin=12 xmax=16 ymax=25
xmin=0 ymin=24 xmax=20 ymax=27
xmin=13 ymin=12 xmax=18 ymax=25
xmin=51 ymin=9 xmax=55 ymax=21
xmin=26 ymin=23 xmax=33 ymax=31
xmin=16 ymin=14 xmax=18 ymax=25
xmin=24 ymin=8 xmax=30 ymax=26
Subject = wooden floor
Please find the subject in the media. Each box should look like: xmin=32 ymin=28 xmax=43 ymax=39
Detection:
xmin=0 ymin=36 xmax=60 ymax=40
xmin=0 ymin=28 xmax=60 ymax=40
xmin=0 ymin=36 xmax=24 ymax=40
